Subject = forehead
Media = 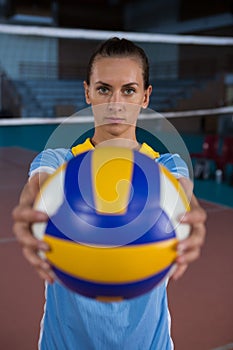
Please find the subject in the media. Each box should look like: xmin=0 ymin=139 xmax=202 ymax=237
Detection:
xmin=90 ymin=57 xmax=144 ymax=85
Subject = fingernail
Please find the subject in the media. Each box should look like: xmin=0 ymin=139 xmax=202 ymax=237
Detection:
xmin=47 ymin=272 xmax=56 ymax=284
xmin=177 ymin=243 xmax=185 ymax=254
xmin=42 ymin=261 xmax=50 ymax=270
xmin=176 ymin=255 xmax=185 ymax=264
xmin=36 ymin=212 xmax=47 ymax=220
xmin=38 ymin=242 xmax=49 ymax=251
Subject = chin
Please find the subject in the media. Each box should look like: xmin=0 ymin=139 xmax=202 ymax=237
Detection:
xmin=104 ymin=123 xmax=129 ymax=137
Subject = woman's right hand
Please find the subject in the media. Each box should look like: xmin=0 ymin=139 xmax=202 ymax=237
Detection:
xmin=12 ymin=173 xmax=55 ymax=283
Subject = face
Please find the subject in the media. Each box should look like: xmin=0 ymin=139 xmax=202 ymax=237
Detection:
xmin=84 ymin=57 xmax=152 ymax=143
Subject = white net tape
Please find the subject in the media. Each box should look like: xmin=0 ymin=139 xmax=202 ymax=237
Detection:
xmin=0 ymin=23 xmax=233 ymax=46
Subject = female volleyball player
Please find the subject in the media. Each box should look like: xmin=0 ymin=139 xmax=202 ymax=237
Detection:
xmin=12 ymin=37 xmax=206 ymax=350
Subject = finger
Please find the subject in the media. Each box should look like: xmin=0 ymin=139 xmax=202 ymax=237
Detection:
xmin=176 ymin=226 xmax=205 ymax=265
xmin=23 ymin=248 xmax=55 ymax=284
xmin=13 ymin=222 xmax=49 ymax=250
xmin=13 ymin=222 xmax=49 ymax=251
xmin=22 ymin=246 xmax=50 ymax=268
xmin=176 ymin=246 xmax=201 ymax=265
xmin=19 ymin=173 xmax=48 ymax=207
xmin=172 ymin=264 xmax=188 ymax=281
xmin=13 ymin=221 xmax=38 ymax=246
xmin=12 ymin=205 xmax=47 ymax=223
xmin=38 ymin=269 xmax=55 ymax=284
xmin=180 ymin=206 xmax=207 ymax=225
xmin=178 ymin=219 xmax=206 ymax=255
xmin=178 ymin=231 xmax=205 ymax=254
xmin=22 ymin=246 xmax=55 ymax=284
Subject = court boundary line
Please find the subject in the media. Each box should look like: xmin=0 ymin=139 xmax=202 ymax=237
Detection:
xmin=0 ymin=237 xmax=17 ymax=244
xmin=212 ymin=342 xmax=233 ymax=350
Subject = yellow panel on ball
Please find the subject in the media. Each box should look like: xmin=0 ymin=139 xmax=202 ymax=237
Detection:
xmin=33 ymin=147 xmax=190 ymax=300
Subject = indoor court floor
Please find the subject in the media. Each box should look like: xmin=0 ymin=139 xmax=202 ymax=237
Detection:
xmin=0 ymin=146 xmax=233 ymax=350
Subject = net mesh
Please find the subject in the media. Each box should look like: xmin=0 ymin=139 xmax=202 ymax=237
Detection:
xmin=0 ymin=23 xmax=232 ymax=137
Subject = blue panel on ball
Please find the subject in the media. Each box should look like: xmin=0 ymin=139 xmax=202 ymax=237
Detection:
xmin=65 ymin=151 xmax=95 ymax=214
xmin=44 ymin=150 xmax=176 ymax=246
xmin=128 ymin=208 xmax=176 ymax=245
xmin=45 ymin=218 xmax=73 ymax=241
xmin=53 ymin=264 xmax=173 ymax=300
xmin=45 ymin=207 xmax=176 ymax=244
xmin=64 ymin=150 xmax=161 ymax=225
xmin=128 ymin=151 xmax=161 ymax=213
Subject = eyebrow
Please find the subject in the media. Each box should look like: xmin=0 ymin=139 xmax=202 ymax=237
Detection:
xmin=95 ymin=81 xmax=139 ymax=87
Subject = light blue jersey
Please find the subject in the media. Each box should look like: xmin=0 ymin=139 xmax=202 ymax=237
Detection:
xmin=30 ymin=139 xmax=189 ymax=350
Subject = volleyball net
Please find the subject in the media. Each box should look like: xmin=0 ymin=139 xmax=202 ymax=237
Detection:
xmin=0 ymin=23 xmax=233 ymax=138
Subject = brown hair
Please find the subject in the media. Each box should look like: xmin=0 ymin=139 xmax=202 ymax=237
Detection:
xmin=86 ymin=37 xmax=150 ymax=89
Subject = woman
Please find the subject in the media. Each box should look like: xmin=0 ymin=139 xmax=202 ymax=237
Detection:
xmin=12 ymin=37 xmax=206 ymax=350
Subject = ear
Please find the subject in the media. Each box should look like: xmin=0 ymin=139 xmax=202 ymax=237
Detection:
xmin=83 ymin=81 xmax=91 ymax=104
xmin=142 ymin=85 xmax=152 ymax=109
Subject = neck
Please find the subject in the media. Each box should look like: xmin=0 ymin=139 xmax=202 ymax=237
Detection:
xmin=91 ymin=126 xmax=138 ymax=148
xmin=92 ymin=138 xmax=140 ymax=150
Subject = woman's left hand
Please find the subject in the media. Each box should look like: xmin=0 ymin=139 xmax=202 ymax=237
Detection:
xmin=172 ymin=181 xmax=207 ymax=280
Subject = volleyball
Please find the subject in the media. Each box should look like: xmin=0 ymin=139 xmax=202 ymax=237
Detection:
xmin=33 ymin=147 xmax=190 ymax=301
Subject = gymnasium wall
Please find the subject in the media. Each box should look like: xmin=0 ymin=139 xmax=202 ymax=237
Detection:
xmin=0 ymin=123 xmax=204 ymax=155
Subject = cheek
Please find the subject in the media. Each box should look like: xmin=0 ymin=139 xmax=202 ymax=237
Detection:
xmin=88 ymin=91 xmax=107 ymax=104
xmin=130 ymin=90 xmax=149 ymax=105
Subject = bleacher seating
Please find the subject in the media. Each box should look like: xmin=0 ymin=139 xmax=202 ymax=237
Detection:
xmin=149 ymin=78 xmax=199 ymax=111
xmin=13 ymin=78 xmax=200 ymax=118
xmin=13 ymin=79 xmax=87 ymax=118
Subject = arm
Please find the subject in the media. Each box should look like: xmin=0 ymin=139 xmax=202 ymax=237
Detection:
xmin=12 ymin=172 xmax=55 ymax=283
xmin=172 ymin=177 xmax=207 ymax=280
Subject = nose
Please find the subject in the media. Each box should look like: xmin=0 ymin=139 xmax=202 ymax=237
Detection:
xmin=108 ymin=91 xmax=124 ymax=112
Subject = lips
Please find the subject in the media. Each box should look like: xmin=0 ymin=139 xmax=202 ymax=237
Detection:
xmin=105 ymin=116 xmax=125 ymax=123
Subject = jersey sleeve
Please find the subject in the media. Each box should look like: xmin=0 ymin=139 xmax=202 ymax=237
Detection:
xmin=29 ymin=148 xmax=73 ymax=177
xmin=156 ymin=153 xmax=189 ymax=179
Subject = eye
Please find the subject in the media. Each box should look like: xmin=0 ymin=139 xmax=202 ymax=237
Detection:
xmin=123 ymin=88 xmax=136 ymax=95
xmin=97 ymin=86 xmax=111 ymax=95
